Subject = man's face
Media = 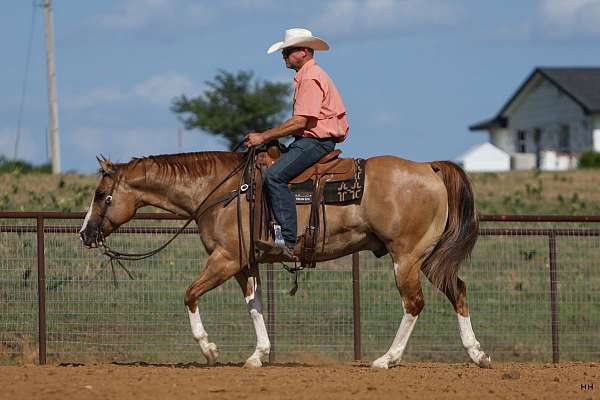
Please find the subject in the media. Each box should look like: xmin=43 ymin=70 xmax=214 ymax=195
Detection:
xmin=282 ymin=47 xmax=307 ymax=70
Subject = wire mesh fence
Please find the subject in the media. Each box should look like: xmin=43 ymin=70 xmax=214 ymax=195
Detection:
xmin=1 ymin=214 xmax=599 ymax=365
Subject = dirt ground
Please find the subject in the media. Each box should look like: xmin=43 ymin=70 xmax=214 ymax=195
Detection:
xmin=0 ymin=362 xmax=598 ymax=400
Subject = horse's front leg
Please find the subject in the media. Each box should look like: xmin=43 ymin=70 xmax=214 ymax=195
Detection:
xmin=235 ymin=266 xmax=270 ymax=368
xmin=185 ymin=248 xmax=240 ymax=365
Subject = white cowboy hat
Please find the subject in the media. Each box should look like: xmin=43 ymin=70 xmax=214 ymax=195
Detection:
xmin=267 ymin=28 xmax=330 ymax=54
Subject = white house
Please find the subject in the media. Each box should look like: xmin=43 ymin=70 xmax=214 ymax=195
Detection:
xmin=470 ymin=67 xmax=600 ymax=170
xmin=455 ymin=142 xmax=510 ymax=172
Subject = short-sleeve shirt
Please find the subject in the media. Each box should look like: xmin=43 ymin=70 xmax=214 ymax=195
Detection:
xmin=293 ymin=59 xmax=349 ymax=142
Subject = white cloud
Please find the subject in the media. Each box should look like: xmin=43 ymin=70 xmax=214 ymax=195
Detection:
xmin=312 ymin=0 xmax=461 ymax=39
xmin=95 ymin=0 xmax=171 ymax=30
xmin=221 ymin=0 xmax=275 ymax=10
xmin=63 ymin=87 xmax=127 ymax=110
xmin=63 ymin=73 xmax=198 ymax=110
xmin=94 ymin=0 xmax=253 ymax=32
xmin=538 ymin=0 xmax=600 ymax=38
xmin=133 ymin=73 xmax=196 ymax=105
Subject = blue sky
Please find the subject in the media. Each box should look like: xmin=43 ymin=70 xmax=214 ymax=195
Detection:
xmin=1 ymin=0 xmax=600 ymax=173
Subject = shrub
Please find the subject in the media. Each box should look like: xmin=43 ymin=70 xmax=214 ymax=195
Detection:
xmin=578 ymin=151 xmax=600 ymax=169
xmin=0 ymin=156 xmax=51 ymax=174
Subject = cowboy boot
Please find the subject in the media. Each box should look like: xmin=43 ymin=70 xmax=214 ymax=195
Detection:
xmin=255 ymin=239 xmax=298 ymax=262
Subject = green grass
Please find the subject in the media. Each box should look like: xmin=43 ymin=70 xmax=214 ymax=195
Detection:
xmin=3 ymin=168 xmax=600 ymax=214
xmin=1 ymin=219 xmax=599 ymax=365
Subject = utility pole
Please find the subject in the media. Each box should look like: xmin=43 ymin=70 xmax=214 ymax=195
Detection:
xmin=43 ymin=0 xmax=60 ymax=174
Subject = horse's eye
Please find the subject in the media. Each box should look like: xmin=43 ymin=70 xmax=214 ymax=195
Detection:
xmin=105 ymin=195 xmax=113 ymax=205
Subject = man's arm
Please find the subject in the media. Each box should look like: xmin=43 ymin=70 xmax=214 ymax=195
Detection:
xmin=244 ymin=115 xmax=314 ymax=147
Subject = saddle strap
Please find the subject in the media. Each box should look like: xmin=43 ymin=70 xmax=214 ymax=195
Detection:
xmin=301 ymin=174 xmax=326 ymax=268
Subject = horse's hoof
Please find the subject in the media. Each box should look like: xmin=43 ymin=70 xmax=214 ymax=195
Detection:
xmin=203 ymin=342 xmax=219 ymax=366
xmin=478 ymin=353 xmax=492 ymax=369
xmin=243 ymin=357 xmax=262 ymax=368
xmin=371 ymin=357 xmax=389 ymax=369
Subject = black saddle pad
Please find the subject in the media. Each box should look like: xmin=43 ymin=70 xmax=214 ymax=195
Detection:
xmin=290 ymin=159 xmax=366 ymax=204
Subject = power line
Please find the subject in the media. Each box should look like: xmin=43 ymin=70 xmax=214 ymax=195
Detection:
xmin=14 ymin=1 xmax=39 ymax=160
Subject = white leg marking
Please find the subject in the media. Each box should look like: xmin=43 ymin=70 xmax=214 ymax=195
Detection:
xmin=79 ymin=196 xmax=95 ymax=235
xmin=187 ymin=308 xmax=219 ymax=365
xmin=243 ymin=277 xmax=270 ymax=368
xmin=372 ymin=302 xmax=418 ymax=369
xmin=458 ymin=314 xmax=491 ymax=368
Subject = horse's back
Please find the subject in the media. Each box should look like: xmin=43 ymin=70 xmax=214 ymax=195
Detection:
xmin=364 ymin=155 xmax=446 ymax=189
xmin=361 ymin=155 xmax=448 ymax=244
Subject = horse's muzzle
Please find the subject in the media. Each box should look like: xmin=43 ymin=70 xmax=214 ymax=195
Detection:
xmin=80 ymin=224 xmax=102 ymax=248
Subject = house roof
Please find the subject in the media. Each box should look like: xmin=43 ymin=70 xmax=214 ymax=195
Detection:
xmin=456 ymin=142 xmax=509 ymax=161
xmin=470 ymin=67 xmax=600 ymax=131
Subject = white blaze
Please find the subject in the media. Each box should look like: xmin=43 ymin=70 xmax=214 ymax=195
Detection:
xmin=79 ymin=196 xmax=95 ymax=234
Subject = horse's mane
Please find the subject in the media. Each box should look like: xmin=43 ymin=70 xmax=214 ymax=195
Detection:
xmin=117 ymin=151 xmax=243 ymax=183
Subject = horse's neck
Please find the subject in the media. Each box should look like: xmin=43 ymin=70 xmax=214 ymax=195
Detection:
xmin=126 ymin=159 xmax=237 ymax=217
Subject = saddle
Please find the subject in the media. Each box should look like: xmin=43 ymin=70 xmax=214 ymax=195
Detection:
xmin=257 ymin=145 xmax=356 ymax=184
xmin=249 ymin=141 xmax=364 ymax=269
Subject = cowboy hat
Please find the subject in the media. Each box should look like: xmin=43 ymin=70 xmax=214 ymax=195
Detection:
xmin=267 ymin=28 xmax=330 ymax=54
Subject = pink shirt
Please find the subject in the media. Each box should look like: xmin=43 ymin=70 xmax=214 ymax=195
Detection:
xmin=293 ymin=59 xmax=349 ymax=142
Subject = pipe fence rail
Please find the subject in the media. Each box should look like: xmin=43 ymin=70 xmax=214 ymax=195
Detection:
xmin=0 ymin=212 xmax=599 ymax=365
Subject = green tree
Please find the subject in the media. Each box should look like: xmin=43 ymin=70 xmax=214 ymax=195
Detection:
xmin=172 ymin=70 xmax=292 ymax=150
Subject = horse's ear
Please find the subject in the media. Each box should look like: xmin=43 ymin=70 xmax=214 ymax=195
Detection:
xmin=96 ymin=155 xmax=116 ymax=175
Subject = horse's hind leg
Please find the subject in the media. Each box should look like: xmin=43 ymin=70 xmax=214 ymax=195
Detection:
xmin=434 ymin=277 xmax=491 ymax=368
xmin=234 ymin=266 xmax=270 ymax=368
xmin=185 ymin=248 xmax=240 ymax=366
xmin=372 ymin=254 xmax=424 ymax=369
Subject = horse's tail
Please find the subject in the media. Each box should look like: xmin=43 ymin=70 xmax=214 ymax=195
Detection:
xmin=422 ymin=161 xmax=478 ymax=300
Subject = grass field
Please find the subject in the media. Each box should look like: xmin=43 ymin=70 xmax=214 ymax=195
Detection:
xmin=1 ymin=169 xmax=600 ymax=365
xmin=2 ymin=167 xmax=600 ymax=214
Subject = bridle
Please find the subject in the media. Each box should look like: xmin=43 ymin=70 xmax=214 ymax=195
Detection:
xmin=93 ymin=171 xmax=121 ymax=247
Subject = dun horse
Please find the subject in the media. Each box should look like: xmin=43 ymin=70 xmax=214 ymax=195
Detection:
xmin=79 ymin=151 xmax=490 ymax=369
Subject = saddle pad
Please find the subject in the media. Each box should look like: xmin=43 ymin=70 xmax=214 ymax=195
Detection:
xmin=291 ymin=159 xmax=366 ymax=204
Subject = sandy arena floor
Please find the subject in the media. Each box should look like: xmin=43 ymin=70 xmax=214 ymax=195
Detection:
xmin=0 ymin=362 xmax=598 ymax=400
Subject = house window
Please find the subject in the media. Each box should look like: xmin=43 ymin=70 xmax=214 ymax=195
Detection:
xmin=533 ymin=128 xmax=541 ymax=145
xmin=559 ymin=125 xmax=570 ymax=152
xmin=517 ymin=130 xmax=527 ymax=153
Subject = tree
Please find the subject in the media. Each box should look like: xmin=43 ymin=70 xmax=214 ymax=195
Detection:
xmin=172 ymin=70 xmax=292 ymax=150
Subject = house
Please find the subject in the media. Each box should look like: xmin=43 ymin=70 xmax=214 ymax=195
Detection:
xmin=455 ymin=142 xmax=510 ymax=172
xmin=469 ymin=67 xmax=600 ymax=170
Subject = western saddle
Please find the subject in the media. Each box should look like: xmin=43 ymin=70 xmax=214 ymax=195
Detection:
xmin=250 ymin=141 xmax=358 ymax=268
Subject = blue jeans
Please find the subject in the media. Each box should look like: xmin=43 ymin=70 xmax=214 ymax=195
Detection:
xmin=264 ymin=137 xmax=336 ymax=246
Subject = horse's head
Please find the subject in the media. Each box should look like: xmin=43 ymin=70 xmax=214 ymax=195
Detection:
xmin=79 ymin=156 xmax=138 ymax=248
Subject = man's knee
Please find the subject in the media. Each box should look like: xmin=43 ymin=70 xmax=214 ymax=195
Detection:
xmin=264 ymin=167 xmax=286 ymax=185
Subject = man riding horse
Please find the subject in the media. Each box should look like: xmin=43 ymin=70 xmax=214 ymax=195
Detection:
xmin=80 ymin=28 xmax=490 ymax=369
xmin=244 ymin=28 xmax=349 ymax=261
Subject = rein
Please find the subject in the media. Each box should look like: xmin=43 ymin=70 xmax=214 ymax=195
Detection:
xmin=98 ymin=143 xmax=257 ymax=279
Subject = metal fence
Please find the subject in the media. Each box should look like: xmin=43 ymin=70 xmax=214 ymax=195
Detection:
xmin=1 ymin=212 xmax=599 ymax=365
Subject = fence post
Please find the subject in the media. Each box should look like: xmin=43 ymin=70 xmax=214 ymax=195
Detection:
xmin=352 ymin=252 xmax=362 ymax=361
xmin=36 ymin=217 xmax=47 ymax=365
xmin=548 ymin=232 xmax=559 ymax=363
xmin=266 ymin=263 xmax=275 ymax=363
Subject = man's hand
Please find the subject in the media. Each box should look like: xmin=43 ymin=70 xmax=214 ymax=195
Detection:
xmin=244 ymin=132 xmax=266 ymax=148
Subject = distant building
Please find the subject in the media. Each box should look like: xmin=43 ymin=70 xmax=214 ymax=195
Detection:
xmin=469 ymin=67 xmax=600 ymax=170
xmin=455 ymin=142 xmax=510 ymax=172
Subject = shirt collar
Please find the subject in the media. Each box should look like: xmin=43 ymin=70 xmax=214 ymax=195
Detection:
xmin=294 ymin=58 xmax=317 ymax=83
